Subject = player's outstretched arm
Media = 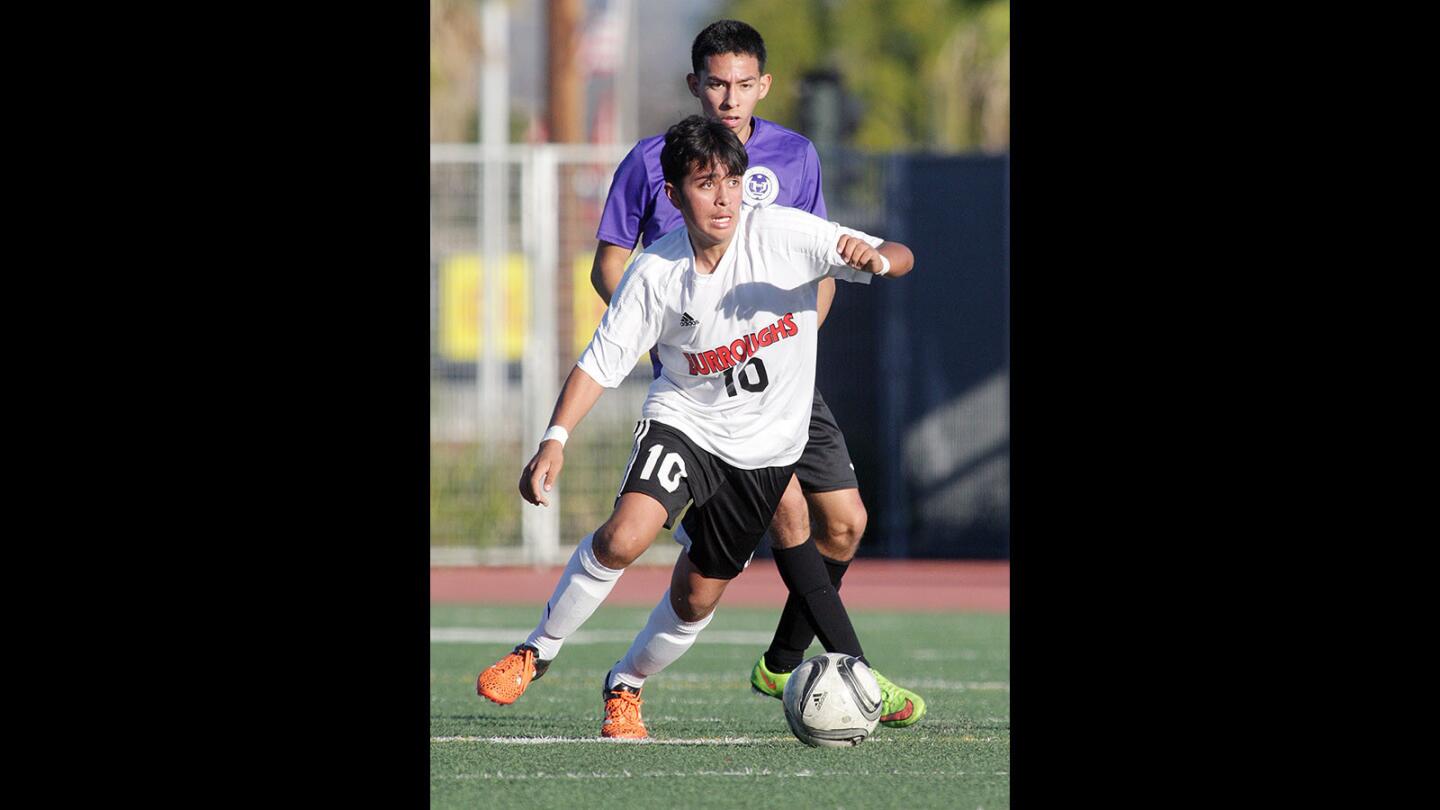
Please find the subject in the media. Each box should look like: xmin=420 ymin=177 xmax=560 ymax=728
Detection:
xmin=518 ymin=365 xmax=606 ymax=507
xmin=836 ymin=234 xmax=915 ymax=279
xmin=589 ymin=240 xmax=636 ymax=304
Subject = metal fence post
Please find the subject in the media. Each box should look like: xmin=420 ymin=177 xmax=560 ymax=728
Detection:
xmin=521 ymin=145 xmax=560 ymax=564
xmin=478 ymin=0 xmax=508 ymax=444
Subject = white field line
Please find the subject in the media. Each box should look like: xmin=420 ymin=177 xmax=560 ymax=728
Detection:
xmin=431 ymin=628 xmax=773 ymax=645
xmin=432 ymin=734 xmax=1002 ymax=746
xmin=431 ymin=629 xmax=1008 ymax=692
xmin=431 ymin=735 xmax=791 ymax=745
xmin=909 ymin=679 xmax=1010 ymax=691
xmin=628 ymin=673 xmax=1008 ymax=691
xmin=644 ymin=673 xmax=1009 ymax=691
xmin=441 ymin=768 xmax=1010 ymax=780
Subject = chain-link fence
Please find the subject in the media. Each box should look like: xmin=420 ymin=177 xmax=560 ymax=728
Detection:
xmin=431 ymin=144 xmax=663 ymax=565
xmin=429 ymin=144 xmax=902 ymax=565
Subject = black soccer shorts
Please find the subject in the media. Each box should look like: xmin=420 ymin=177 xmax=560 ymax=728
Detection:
xmin=617 ymin=419 xmax=795 ymax=580
xmin=653 ymin=347 xmax=854 ymax=494
xmin=794 ymin=388 xmax=860 ymax=493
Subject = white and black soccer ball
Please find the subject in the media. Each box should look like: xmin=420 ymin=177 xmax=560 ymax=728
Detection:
xmin=781 ymin=652 xmax=883 ymax=748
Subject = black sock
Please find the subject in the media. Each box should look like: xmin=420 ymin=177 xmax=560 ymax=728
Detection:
xmin=764 ymin=554 xmax=851 ymax=673
xmin=769 ymin=539 xmax=863 ymax=662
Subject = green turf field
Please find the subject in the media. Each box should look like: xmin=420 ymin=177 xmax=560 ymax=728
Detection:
xmin=431 ymin=602 xmax=1009 ymax=808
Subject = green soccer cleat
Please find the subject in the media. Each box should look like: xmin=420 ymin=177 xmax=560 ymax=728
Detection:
xmin=871 ymin=669 xmax=927 ymax=728
xmin=749 ymin=654 xmax=790 ymax=699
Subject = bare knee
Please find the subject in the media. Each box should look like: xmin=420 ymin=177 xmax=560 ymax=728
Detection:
xmin=812 ymin=494 xmax=867 ymax=562
xmin=670 ymin=556 xmax=729 ymax=622
xmin=769 ymin=481 xmax=810 ymax=549
xmin=670 ymin=588 xmax=720 ymax=623
xmin=592 ymin=493 xmax=667 ymax=568
xmin=593 ymin=519 xmax=652 ymax=569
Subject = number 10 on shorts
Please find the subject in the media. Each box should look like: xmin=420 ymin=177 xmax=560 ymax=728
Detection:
xmin=639 ymin=445 xmax=687 ymax=492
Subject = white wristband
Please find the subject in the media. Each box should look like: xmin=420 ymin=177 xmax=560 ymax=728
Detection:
xmin=874 ymin=253 xmax=891 ymax=276
xmin=541 ymin=425 xmax=569 ymax=448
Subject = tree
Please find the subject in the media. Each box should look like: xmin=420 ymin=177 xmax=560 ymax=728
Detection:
xmin=723 ymin=0 xmax=1009 ymax=151
xmin=431 ymin=0 xmax=482 ymax=142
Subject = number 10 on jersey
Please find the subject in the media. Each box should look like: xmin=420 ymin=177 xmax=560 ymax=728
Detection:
xmin=721 ymin=357 xmax=769 ymax=397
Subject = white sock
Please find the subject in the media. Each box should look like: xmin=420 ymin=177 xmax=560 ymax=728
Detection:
xmin=608 ymin=589 xmax=714 ymax=691
xmin=523 ymin=533 xmax=624 ymax=661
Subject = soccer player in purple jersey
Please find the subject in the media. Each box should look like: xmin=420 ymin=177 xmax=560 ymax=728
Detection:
xmin=587 ymin=20 xmax=925 ymax=727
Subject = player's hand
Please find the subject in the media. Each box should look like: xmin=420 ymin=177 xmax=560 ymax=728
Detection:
xmin=836 ymin=234 xmax=885 ymax=275
xmin=518 ymin=440 xmax=566 ymax=506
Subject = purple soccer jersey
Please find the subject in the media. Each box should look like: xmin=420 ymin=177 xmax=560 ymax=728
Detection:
xmin=596 ymin=117 xmax=828 ymax=378
xmin=596 ymin=116 xmax=828 ymax=251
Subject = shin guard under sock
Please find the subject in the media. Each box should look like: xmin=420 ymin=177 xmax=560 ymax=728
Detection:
xmin=770 ymin=538 xmax=863 ymax=661
xmin=523 ymin=533 xmax=624 ymax=661
xmin=608 ymin=589 xmax=714 ymax=691
xmin=764 ymin=554 xmax=851 ymax=673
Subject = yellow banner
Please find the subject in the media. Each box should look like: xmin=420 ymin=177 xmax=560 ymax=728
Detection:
xmin=439 ymin=253 xmax=530 ymax=362
xmin=438 ymin=249 xmax=648 ymax=371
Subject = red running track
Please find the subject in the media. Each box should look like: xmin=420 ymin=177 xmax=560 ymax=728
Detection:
xmin=432 ymin=560 xmax=1008 ymax=613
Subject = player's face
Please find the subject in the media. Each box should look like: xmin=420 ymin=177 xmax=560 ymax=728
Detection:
xmin=686 ymin=53 xmax=772 ymax=142
xmin=665 ymin=161 xmax=742 ymax=248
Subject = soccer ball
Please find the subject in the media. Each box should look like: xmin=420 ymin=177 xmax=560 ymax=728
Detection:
xmin=781 ymin=652 xmax=883 ymax=748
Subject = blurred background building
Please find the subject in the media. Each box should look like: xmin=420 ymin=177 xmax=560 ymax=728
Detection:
xmin=431 ymin=0 xmax=1009 ymax=565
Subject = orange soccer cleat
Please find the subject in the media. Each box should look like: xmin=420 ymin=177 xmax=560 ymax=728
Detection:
xmin=477 ymin=644 xmax=549 ymax=705
xmin=600 ymin=676 xmax=647 ymax=739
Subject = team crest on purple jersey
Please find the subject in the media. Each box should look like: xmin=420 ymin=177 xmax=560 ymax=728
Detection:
xmin=742 ymin=166 xmax=779 ymax=207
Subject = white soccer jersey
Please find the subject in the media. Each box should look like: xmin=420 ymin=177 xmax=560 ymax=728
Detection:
xmin=577 ymin=204 xmax=883 ymax=469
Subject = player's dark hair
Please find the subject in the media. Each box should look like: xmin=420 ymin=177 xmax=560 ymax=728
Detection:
xmin=660 ymin=115 xmax=749 ymax=187
xmin=691 ymin=19 xmax=767 ymax=74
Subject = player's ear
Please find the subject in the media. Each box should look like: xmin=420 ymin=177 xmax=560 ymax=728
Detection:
xmin=686 ymin=73 xmax=701 ymax=98
xmin=757 ymin=73 xmax=772 ymax=100
xmin=664 ymin=181 xmax=679 ymax=208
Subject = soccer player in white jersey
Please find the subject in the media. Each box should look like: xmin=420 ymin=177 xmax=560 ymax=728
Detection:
xmin=477 ymin=115 xmax=914 ymax=739
xmin=591 ymin=20 xmax=924 ymax=727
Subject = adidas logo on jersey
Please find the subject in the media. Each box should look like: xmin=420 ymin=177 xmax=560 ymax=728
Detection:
xmin=680 ymin=312 xmax=699 ymax=327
